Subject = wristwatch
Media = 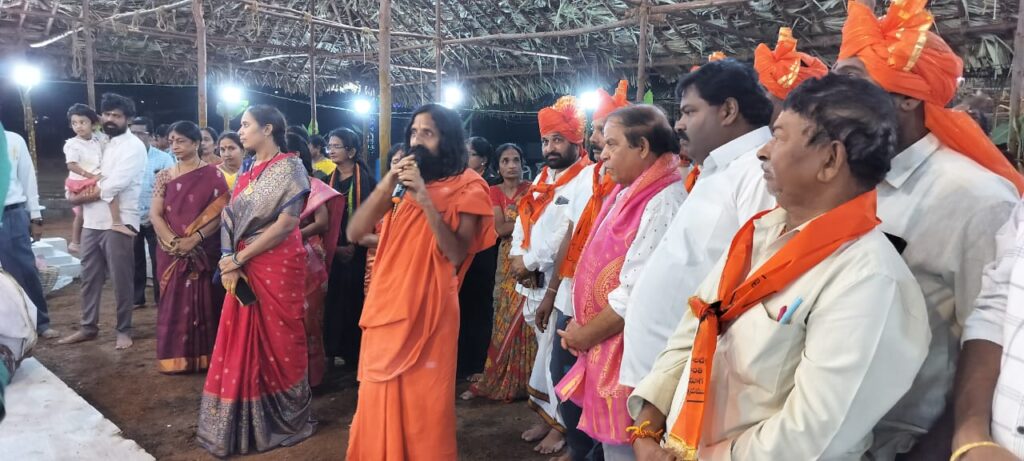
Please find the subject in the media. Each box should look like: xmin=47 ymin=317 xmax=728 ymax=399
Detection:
xmin=30 ymin=218 xmax=43 ymax=225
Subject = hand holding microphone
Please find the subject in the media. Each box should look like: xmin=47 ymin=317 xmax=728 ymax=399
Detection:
xmin=391 ymin=154 xmax=424 ymax=203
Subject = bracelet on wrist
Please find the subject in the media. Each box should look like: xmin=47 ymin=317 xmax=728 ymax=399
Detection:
xmin=546 ymin=287 xmax=558 ymax=294
xmin=626 ymin=421 xmax=664 ymax=446
xmin=196 ymin=229 xmax=205 ymax=241
xmin=231 ymin=252 xmax=243 ymax=267
xmin=950 ymin=441 xmax=1002 ymax=461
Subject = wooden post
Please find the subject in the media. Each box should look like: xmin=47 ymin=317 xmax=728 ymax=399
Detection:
xmin=82 ymin=0 xmax=96 ymax=109
xmin=635 ymin=0 xmax=650 ymax=103
xmin=378 ymin=0 xmax=392 ymax=175
xmin=308 ymin=2 xmax=318 ymax=134
xmin=1009 ymin=0 xmax=1024 ymax=163
xmin=20 ymin=89 xmax=37 ymax=168
xmin=192 ymin=0 xmax=208 ymax=128
xmin=435 ymin=0 xmax=442 ymax=102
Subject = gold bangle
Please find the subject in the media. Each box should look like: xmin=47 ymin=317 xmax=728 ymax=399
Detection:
xmin=950 ymin=441 xmax=1002 ymax=461
xmin=546 ymin=287 xmax=558 ymax=294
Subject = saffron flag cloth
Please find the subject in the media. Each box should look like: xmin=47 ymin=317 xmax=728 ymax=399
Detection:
xmin=754 ymin=27 xmax=829 ymax=100
xmin=667 ymin=190 xmax=881 ymax=459
xmin=839 ymin=0 xmax=1024 ymax=194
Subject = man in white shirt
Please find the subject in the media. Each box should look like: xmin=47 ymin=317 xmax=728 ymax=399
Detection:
xmin=952 ymin=203 xmax=1024 ymax=461
xmin=509 ymin=96 xmax=595 ymax=455
xmin=0 ymin=124 xmax=56 ymax=339
xmin=834 ymin=2 xmax=1022 ymax=457
xmin=60 ymin=93 xmax=146 ymax=350
xmin=628 ymin=73 xmax=930 ymax=461
xmin=619 ymin=59 xmax=776 ymax=392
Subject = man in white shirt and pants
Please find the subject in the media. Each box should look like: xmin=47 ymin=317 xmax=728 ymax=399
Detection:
xmin=619 ymin=59 xmax=776 ymax=393
xmin=60 ymin=93 xmax=146 ymax=350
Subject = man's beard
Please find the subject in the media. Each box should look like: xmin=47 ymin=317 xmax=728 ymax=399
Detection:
xmin=545 ymin=144 xmax=578 ymax=170
xmin=103 ymin=122 xmax=127 ymax=137
xmin=408 ymin=144 xmax=450 ymax=182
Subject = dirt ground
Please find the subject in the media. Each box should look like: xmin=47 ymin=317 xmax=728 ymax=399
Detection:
xmin=30 ymin=216 xmax=552 ymax=461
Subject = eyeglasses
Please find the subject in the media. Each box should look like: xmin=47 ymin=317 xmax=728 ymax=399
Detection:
xmin=328 ymin=144 xmax=347 ymax=150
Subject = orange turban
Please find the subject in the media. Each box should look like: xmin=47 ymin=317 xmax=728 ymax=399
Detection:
xmin=839 ymin=0 xmax=1023 ymax=194
xmin=690 ymin=52 xmax=728 ymax=72
xmin=593 ymin=80 xmax=630 ymax=122
xmin=754 ymin=27 xmax=829 ymax=100
xmin=538 ymin=96 xmax=586 ymax=144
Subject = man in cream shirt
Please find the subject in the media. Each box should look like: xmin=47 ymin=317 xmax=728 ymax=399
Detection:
xmin=628 ymin=74 xmax=930 ymax=460
xmin=619 ymin=59 xmax=776 ymax=390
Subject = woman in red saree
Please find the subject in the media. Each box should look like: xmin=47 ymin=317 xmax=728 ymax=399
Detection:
xmin=464 ymin=143 xmax=535 ymax=401
xmin=150 ymin=121 xmax=228 ymax=374
xmin=197 ymin=106 xmax=315 ymax=456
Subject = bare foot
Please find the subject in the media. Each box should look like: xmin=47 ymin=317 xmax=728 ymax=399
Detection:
xmin=534 ymin=428 xmax=565 ymax=455
xmin=459 ymin=389 xmax=477 ymax=401
xmin=549 ymin=453 xmax=572 ymax=461
xmin=115 ymin=333 xmax=134 ymax=350
xmin=522 ymin=422 xmax=549 ymax=443
xmin=111 ymin=224 xmax=138 ymax=238
xmin=39 ymin=328 xmax=61 ymax=339
xmin=467 ymin=373 xmax=483 ymax=383
xmin=57 ymin=330 xmax=97 ymax=345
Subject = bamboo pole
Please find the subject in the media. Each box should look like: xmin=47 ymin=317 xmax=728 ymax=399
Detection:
xmin=435 ymin=0 xmax=442 ymax=102
xmin=1009 ymin=0 xmax=1024 ymax=162
xmin=308 ymin=3 xmax=318 ymax=134
xmin=20 ymin=89 xmax=37 ymax=168
xmin=379 ymin=0 xmax=392 ymax=176
xmin=636 ymin=0 xmax=650 ymax=103
xmin=82 ymin=0 xmax=96 ymax=109
xmin=193 ymin=0 xmax=207 ymax=128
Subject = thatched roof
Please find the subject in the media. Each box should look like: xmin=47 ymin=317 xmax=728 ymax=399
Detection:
xmin=0 ymin=0 xmax=1017 ymax=109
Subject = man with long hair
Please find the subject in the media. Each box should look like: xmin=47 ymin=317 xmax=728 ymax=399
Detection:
xmin=345 ymin=104 xmax=495 ymax=459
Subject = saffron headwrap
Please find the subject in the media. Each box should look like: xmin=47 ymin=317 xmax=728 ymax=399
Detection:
xmin=754 ymin=27 xmax=829 ymax=100
xmin=538 ymin=96 xmax=586 ymax=145
xmin=593 ymin=80 xmax=631 ymax=123
xmin=691 ymin=51 xmax=728 ymax=72
xmin=839 ymin=0 xmax=1024 ymax=194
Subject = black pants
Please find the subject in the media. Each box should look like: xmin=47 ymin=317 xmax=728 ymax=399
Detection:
xmin=324 ymin=248 xmax=368 ymax=368
xmin=133 ymin=223 xmax=160 ymax=306
xmin=457 ymin=244 xmax=497 ymax=376
xmin=551 ymin=310 xmax=603 ymax=461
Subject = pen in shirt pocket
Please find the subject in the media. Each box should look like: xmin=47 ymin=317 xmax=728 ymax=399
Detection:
xmin=778 ymin=297 xmax=804 ymax=324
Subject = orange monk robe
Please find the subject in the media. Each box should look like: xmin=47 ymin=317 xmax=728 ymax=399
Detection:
xmin=839 ymin=0 xmax=1024 ymax=194
xmin=346 ymin=169 xmax=496 ymax=461
xmin=754 ymin=27 xmax=828 ymax=100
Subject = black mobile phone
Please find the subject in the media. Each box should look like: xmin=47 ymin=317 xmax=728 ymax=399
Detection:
xmin=234 ymin=276 xmax=258 ymax=306
xmin=534 ymin=270 xmax=546 ymax=289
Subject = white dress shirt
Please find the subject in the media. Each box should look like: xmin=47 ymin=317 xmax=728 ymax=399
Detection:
xmin=871 ymin=134 xmax=1019 ymax=457
xmin=628 ymin=206 xmax=930 ymax=460
xmin=962 ymin=201 xmax=1024 ymax=458
xmin=82 ymin=132 xmax=146 ymax=230
xmin=619 ymin=127 xmax=775 ymax=388
xmin=4 ymin=131 xmax=43 ymax=220
xmin=510 ymin=161 xmax=595 ymax=317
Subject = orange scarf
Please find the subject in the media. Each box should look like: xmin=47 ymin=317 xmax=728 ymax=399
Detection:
xmin=666 ymin=190 xmax=881 ymax=459
xmin=839 ymin=0 xmax=1024 ymax=195
xmin=518 ymin=158 xmax=589 ymax=250
xmin=684 ymin=166 xmax=700 ymax=193
xmin=559 ymin=163 xmax=615 ymax=277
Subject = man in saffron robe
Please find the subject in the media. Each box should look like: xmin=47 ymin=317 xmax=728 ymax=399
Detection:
xmin=345 ymin=104 xmax=495 ymax=460
xmin=628 ymin=73 xmax=930 ymax=461
xmin=555 ymin=105 xmax=686 ymax=461
xmin=753 ymin=26 xmax=829 ymax=122
xmin=835 ymin=1 xmax=1023 ymax=457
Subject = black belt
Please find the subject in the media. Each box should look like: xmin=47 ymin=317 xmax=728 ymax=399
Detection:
xmin=3 ymin=203 xmax=24 ymax=212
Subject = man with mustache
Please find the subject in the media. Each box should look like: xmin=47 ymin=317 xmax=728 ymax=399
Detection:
xmin=60 ymin=93 xmax=147 ymax=350
xmin=345 ymin=103 xmax=495 ymax=460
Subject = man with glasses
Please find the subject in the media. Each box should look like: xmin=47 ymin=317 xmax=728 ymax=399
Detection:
xmin=129 ymin=117 xmax=173 ymax=309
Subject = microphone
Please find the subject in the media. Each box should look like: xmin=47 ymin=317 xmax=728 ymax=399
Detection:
xmin=391 ymin=183 xmax=406 ymax=204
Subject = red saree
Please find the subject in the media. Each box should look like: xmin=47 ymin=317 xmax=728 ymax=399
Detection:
xmin=154 ymin=165 xmax=228 ymax=374
xmin=197 ymin=154 xmax=315 ymax=457
xmin=299 ymin=178 xmax=343 ymax=387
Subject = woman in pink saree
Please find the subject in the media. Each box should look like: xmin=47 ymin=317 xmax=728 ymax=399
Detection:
xmin=555 ymin=107 xmax=684 ymax=459
xmin=150 ymin=121 xmax=228 ymax=374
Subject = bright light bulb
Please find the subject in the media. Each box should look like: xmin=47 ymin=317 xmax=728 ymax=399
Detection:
xmin=219 ymin=85 xmax=244 ymax=104
xmin=353 ymin=98 xmax=372 ymax=115
xmin=442 ymin=85 xmax=464 ymax=108
xmin=12 ymin=63 xmax=41 ymax=89
xmin=579 ymin=90 xmax=600 ymax=112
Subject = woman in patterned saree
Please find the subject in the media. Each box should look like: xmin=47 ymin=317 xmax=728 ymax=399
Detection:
xmin=463 ymin=143 xmax=536 ymax=401
xmin=150 ymin=121 xmax=228 ymax=374
xmin=196 ymin=105 xmax=315 ymax=456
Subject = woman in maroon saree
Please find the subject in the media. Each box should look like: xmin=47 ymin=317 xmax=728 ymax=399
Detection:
xmin=197 ymin=106 xmax=315 ymax=457
xmin=150 ymin=121 xmax=228 ymax=374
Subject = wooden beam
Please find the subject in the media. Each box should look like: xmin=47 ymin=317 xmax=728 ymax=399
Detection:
xmin=43 ymin=0 xmax=60 ymax=36
xmin=435 ymin=0 xmax=442 ymax=101
xmin=82 ymin=0 xmax=96 ymax=109
xmin=28 ymin=0 xmax=191 ymax=48
xmin=648 ymin=0 xmax=748 ymax=15
xmin=192 ymin=0 xmax=207 ymax=128
xmin=636 ymin=0 xmax=650 ymax=103
xmin=443 ymin=17 xmax=638 ymax=46
xmin=308 ymin=1 xmax=318 ymax=134
xmin=379 ymin=0 xmax=392 ymax=176
xmin=1010 ymin=0 xmax=1024 ymax=159
xmin=243 ymin=0 xmax=434 ymax=40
